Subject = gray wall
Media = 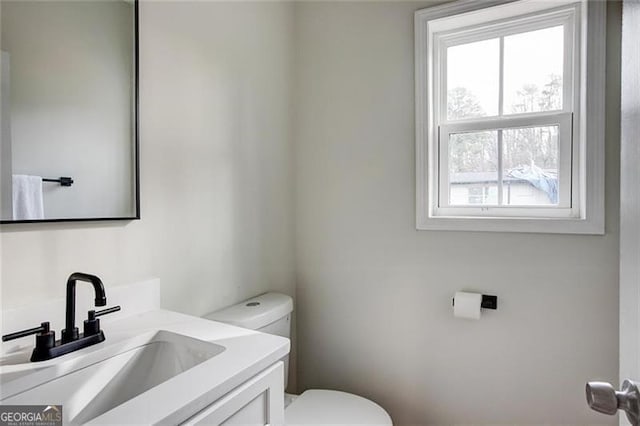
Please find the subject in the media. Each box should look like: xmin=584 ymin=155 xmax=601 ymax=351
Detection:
xmin=1 ymin=51 xmax=12 ymax=219
xmin=1 ymin=1 xmax=134 ymax=219
xmin=0 ymin=1 xmax=621 ymax=423
xmin=293 ymin=1 xmax=621 ymax=424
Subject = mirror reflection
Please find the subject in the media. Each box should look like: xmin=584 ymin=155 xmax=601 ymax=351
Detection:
xmin=0 ymin=0 xmax=138 ymax=223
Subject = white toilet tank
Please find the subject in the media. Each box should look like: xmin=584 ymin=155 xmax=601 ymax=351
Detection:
xmin=203 ymin=293 xmax=293 ymax=385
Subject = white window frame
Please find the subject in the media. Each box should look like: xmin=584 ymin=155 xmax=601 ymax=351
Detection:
xmin=415 ymin=0 xmax=606 ymax=234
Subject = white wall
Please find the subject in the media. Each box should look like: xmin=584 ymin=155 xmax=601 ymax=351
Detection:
xmin=0 ymin=0 xmax=296 ymax=384
xmin=1 ymin=1 xmax=134 ymax=219
xmin=293 ymin=1 xmax=621 ymax=424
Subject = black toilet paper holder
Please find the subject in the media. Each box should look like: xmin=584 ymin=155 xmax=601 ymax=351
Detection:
xmin=452 ymin=294 xmax=498 ymax=310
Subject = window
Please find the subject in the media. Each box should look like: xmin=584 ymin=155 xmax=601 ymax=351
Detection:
xmin=415 ymin=0 xmax=606 ymax=234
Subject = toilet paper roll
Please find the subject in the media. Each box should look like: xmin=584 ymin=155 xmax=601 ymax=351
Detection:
xmin=453 ymin=291 xmax=482 ymax=320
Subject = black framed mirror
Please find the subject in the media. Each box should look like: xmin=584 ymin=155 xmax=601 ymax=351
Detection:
xmin=0 ymin=0 xmax=139 ymax=224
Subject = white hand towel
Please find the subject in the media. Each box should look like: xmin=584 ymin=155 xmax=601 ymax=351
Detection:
xmin=12 ymin=174 xmax=44 ymax=220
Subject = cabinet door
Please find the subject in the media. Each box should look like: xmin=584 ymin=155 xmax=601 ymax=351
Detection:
xmin=182 ymin=362 xmax=284 ymax=426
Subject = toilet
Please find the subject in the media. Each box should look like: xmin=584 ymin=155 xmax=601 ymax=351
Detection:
xmin=204 ymin=292 xmax=392 ymax=425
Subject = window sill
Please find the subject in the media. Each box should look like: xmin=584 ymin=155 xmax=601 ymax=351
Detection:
xmin=416 ymin=215 xmax=604 ymax=235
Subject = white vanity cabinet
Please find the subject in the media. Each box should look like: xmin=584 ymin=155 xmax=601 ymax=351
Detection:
xmin=182 ymin=362 xmax=285 ymax=426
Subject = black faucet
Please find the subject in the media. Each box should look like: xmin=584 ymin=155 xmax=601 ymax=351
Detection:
xmin=62 ymin=272 xmax=107 ymax=343
xmin=1 ymin=272 xmax=121 ymax=362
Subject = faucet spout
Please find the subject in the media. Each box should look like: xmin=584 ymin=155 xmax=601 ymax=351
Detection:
xmin=62 ymin=273 xmax=107 ymax=343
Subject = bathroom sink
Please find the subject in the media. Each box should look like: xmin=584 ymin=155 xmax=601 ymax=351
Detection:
xmin=0 ymin=330 xmax=225 ymax=424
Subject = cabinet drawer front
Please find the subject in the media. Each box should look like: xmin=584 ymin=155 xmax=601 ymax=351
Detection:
xmin=182 ymin=362 xmax=284 ymax=426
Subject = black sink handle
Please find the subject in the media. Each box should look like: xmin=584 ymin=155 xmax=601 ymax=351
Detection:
xmin=87 ymin=306 xmax=121 ymax=321
xmin=84 ymin=306 xmax=121 ymax=337
xmin=94 ymin=306 xmax=121 ymax=317
xmin=2 ymin=322 xmax=50 ymax=342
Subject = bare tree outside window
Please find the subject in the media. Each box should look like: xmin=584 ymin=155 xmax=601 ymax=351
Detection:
xmin=448 ymin=73 xmax=561 ymax=205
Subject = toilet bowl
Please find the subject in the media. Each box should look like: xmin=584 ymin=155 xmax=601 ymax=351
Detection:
xmin=204 ymin=293 xmax=392 ymax=425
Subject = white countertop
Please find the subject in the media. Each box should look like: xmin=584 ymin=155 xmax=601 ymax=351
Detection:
xmin=0 ymin=308 xmax=290 ymax=424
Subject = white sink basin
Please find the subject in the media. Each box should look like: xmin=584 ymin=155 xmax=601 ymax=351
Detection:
xmin=1 ymin=330 xmax=225 ymax=424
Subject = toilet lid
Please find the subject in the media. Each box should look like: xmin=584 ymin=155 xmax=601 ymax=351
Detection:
xmin=285 ymin=389 xmax=392 ymax=425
